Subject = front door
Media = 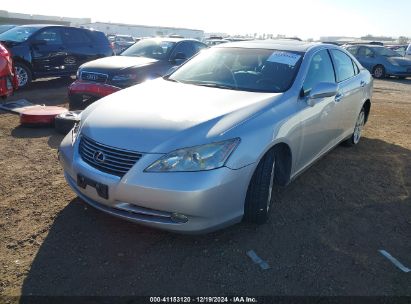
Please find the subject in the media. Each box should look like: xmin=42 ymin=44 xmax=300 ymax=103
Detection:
xmin=294 ymin=49 xmax=343 ymax=172
xmin=356 ymin=46 xmax=376 ymax=72
xmin=30 ymin=27 xmax=67 ymax=76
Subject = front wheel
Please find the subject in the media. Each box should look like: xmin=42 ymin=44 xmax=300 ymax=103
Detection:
xmin=15 ymin=62 xmax=32 ymax=88
xmin=243 ymin=150 xmax=276 ymax=224
xmin=344 ymin=107 xmax=365 ymax=147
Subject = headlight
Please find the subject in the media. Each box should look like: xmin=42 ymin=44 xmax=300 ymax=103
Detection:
xmin=72 ymin=121 xmax=81 ymax=144
xmin=145 ymin=138 xmax=240 ymax=172
xmin=76 ymin=69 xmax=81 ymax=79
xmin=112 ymin=74 xmax=137 ymax=81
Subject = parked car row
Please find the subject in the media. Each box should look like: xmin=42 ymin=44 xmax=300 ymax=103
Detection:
xmin=108 ymin=34 xmax=137 ymax=55
xmin=344 ymin=44 xmax=411 ymax=79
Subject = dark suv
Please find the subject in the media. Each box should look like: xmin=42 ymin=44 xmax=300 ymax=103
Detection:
xmin=0 ymin=24 xmax=113 ymax=88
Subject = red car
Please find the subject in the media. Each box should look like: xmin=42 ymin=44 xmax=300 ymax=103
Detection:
xmin=0 ymin=43 xmax=18 ymax=99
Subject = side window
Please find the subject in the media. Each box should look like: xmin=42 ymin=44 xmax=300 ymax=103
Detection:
xmin=330 ymin=50 xmax=355 ymax=82
xmin=172 ymin=42 xmax=195 ymax=59
xmin=303 ymin=50 xmax=335 ymax=94
xmin=358 ymin=47 xmax=374 ymax=58
xmin=62 ymin=28 xmax=91 ymax=45
xmin=346 ymin=46 xmax=358 ymax=56
xmin=33 ymin=28 xmax=62 ymax=45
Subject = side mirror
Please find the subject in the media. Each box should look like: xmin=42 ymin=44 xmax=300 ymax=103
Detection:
xmin=307 ymin=82 xmax=338 ymax=106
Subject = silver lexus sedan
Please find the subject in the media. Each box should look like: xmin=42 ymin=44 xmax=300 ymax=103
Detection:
xmin=59 ymin=40 xmax=373 ymax=233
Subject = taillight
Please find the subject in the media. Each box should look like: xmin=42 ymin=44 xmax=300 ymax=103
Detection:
xmin=0 ymin=43 xmax=9 ymax=56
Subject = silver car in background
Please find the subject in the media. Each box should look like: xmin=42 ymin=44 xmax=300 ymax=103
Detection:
xmin=59 ymin=40 xmax=373 ymax=233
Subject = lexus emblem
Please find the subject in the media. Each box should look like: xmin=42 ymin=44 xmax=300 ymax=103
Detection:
xmin=64 ymin=56 xmax=76 ymax=64
xmin=93 ymin=151 xmax=106 ymax=163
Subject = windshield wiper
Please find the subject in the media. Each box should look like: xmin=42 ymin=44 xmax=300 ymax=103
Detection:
xmin=188 ymin=82 xmax=239 ymax=90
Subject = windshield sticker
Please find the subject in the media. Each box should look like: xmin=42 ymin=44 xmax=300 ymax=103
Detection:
xmin=267 ymin=51 xmax=301 ymax=66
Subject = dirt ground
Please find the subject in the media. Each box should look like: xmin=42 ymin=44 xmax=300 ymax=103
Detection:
xmin=0 ymin=77 xmax=410 ymax=297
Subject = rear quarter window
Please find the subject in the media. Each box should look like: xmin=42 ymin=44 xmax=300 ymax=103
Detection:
xmin=88 ymin=31 xmax=110 ymax=44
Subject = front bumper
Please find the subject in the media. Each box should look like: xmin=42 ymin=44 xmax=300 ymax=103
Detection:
xmin=386 ymin=65 xmax=411 ymax=77
xmin=68 ymin=80 xmax=121 ymax=98
xmin=59 ymin=133 xmax=255 ymax=233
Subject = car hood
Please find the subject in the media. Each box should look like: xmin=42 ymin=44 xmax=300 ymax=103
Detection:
xmin=388 ymin=57 xmax=411 ymax=66
xmin=80 ymin=78 xmax=281 ymax=153
xmin=80 ymin=56 xmax=159 ymax=73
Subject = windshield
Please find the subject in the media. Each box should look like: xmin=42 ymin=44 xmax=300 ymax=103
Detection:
xmin=0 ymin=25 xmax=15 ymax=34
xmin=168 ymin=47 xmax=303 ymax=93
xmin=372 ymin=47 xmax=400 ymax=57
xmin=121 ymin=39 xmax=176 ymax=60
xmin=0 ymin=26 xmax=39 ymax=43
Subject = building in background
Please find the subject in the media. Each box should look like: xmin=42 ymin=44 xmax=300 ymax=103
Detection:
xmin=0 ymin=10 xmax=90 ymax=27
xmin=81 ymin=22 xmax=204 ymax=40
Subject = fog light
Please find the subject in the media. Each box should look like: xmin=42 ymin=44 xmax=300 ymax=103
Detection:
xmin=171 ymin=212 xmax=188 ymax=223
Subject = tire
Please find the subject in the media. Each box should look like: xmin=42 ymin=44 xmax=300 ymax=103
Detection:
xmin=68 ymin=94 xmax=84 ymax=110
xmin=243 ymin=150 xmax=276 ymax=224
xmin=343 ymin=107 xmax=365 ymax=147
xmin=372 ymin=65 xmax=385 ymax=79
xmin=15 ymin=62 xmax=32 ymax=88
xmin=55 ymin=111 xmax=82 ymax=134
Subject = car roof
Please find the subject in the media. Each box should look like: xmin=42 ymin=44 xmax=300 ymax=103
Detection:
xmin=346 ymin=44 xmax=386 ymax=48
xmin=145 ymin=37 xmax=201 ymax=43
xmin=16 ymin=24 xmax=64 ymax=28
xmin=216 ymin=39 xmax=321 ymax=52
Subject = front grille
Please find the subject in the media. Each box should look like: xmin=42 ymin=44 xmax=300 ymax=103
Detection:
xmin=79 ymin=136 xmax=142 ymax=177
xmin=80 ymin=71 xmax=108 ymax=83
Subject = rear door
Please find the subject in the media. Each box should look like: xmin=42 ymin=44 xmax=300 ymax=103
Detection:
xmin=329 ymin=49 xmax=364 ymax=137
xmin=61 ymin=27 xmax=96 ymax=73
xmin=30 ymin=27 xmax=67 ymax=75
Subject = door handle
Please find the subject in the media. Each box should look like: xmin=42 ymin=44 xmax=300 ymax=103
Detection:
xmin=360 ymin=80 xmax=366 ymax=87
xmin=335 ymin=93 xmax=343 ymax=102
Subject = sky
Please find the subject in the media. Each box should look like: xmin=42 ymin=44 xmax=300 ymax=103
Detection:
xmin=2 ymin=0 xmax=410 ymax=39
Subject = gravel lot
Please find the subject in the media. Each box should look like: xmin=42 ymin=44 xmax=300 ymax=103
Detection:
xmin=0 ymin=77 xmax=410 ymax=297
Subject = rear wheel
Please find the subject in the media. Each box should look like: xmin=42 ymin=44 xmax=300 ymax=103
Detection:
xmin=372 ymin=65 xmax=385 ymax=79
xmin=15 ymin=62 xmax=32 ymax=88
xmin=243 ymin=150 xmax=276 ymax=224
xmin=344 ymin=107 xmax=365 ymax=147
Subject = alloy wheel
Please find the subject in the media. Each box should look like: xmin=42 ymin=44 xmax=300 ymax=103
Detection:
xmin=374 ymin=67 xmax=383 ymax=78
xmin=353 ymin=111 xmax=365 ymax=144
xmin=266 ymin=161 xmax=276 ymax=212
xmin=16 ymin=66 xmax=28 ymax=87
